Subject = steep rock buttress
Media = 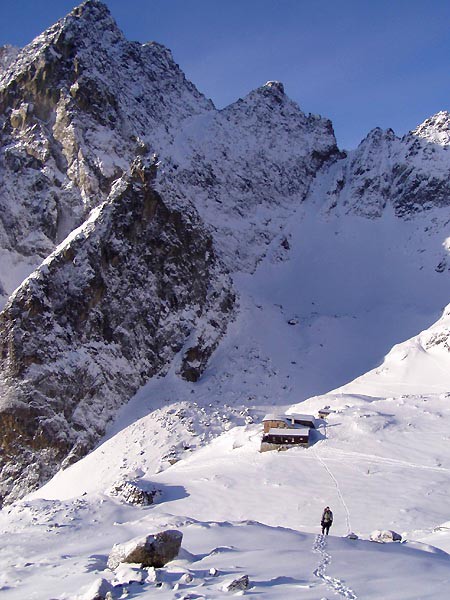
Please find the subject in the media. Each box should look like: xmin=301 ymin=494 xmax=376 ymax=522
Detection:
xmin=0 ymin=161 xmax=234 ymax=504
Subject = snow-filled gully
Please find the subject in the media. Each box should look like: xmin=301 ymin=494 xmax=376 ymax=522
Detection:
xmin=313 ymin=534 xmax=358 ymax=600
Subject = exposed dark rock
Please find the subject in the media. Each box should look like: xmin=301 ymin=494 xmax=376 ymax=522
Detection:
xmin=224 ymin=574 xmax=250 ymax=592
xmin=108 ymin=479 xmax=160 ymax=506
xmin=0 ymin=163 xmax=234 ymax=504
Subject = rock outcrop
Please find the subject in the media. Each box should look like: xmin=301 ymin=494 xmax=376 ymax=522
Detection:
xmin=0 ymin=0 xmax=214 ymax=303
xmin=108 ymin=479 xmax=160 ymax=506
xmin=223 ymin=574 xmax=250 ymax=592
xmin=0 ymin=161 xmax=234 ymax=504
xmin=322 ymin=113 xmax=450 ymax=218
xmin=107 ymin=530 xmax=183 ymax=569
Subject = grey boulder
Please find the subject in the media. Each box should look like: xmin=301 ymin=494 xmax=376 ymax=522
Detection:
xmin=107 ymin=530 xmax=183 ymax=569
xmin=223 ymin=574 xmax=250 ymax=592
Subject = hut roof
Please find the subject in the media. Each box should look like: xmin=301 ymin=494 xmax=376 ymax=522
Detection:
xmin=288 ymin=413 xmax=316 ymax=422
xmin=262 ymin=414 xmax=289 ymax=422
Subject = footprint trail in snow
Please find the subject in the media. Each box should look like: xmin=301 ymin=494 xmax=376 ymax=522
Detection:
xmin=313 ymin=534 xmax=358 ymax=599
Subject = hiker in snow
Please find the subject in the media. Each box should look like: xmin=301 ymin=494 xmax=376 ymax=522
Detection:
xmin=321 ymin=506 xmax=333 ymax=535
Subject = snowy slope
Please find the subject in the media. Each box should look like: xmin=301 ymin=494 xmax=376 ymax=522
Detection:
xmin=1 ymin=501 xmax=450 ymax=599
xmin=10 ymin=186 xmax=448 ymax=598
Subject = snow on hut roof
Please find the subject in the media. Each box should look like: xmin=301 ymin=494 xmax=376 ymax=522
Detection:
xmin=262 ymin=414 xmax=289 ymax=422
xmin=268 ymin=427 xmax=310 ymax=436
xmin=288 ymin=413 xmax=316 ymax=422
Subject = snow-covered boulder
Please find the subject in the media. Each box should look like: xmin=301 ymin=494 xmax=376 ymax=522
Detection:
xmin=346 ymin=532 xmax=359 ymax=540
xmin=79 ymin=577 xmax=115 ymax=600
xmin=107 ymin=530 xmax=183 ymax=569
xmin=370 ymin=529 xmax=402 ymax=543
xmin=112 ymin=563 xmax=145 ymax=585
xmin=108 ymin=479 xmax=160 ymax=506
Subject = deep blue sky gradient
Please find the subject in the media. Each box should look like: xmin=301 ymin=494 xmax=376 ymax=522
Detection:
xmin=1 ymin=0 xmax=449 ymax=149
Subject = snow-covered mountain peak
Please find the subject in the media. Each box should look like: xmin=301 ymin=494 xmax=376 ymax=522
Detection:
xmin=321 ymin=109 xmax=450 ymax=218
xmin=0 ymin=0 xmax=121 ymax=88
xmin=229 ymin=79 xmax=303 ymax=118
xmin=160 ymin=77 xmax=340 ymax=271
xmin=359 ymin=126 xmax=397 ymax=145
xmin=261 ymin=79 xmax=285 ymax=96
xmin=71 ymin=0 xmax=111 ymax=19
xmin=411 ymin=110 xmax=450 ymax=146
xmin=0 ymin=0 xmax=215 ymax=302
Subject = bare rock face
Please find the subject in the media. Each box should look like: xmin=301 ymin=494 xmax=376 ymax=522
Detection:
xmin=0 ymin=0 xmax=214 ymax=302
xmin=0 ymin=163 xmax=235 ymax=504
xmin=322 ymin=115 xmax=450 ymax=219
xmin=107 ymin=530 xmax=183 ymax=569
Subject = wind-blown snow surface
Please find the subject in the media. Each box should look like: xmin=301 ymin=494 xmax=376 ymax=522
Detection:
xmin=0 ymin=189 xmax=448 ymax=598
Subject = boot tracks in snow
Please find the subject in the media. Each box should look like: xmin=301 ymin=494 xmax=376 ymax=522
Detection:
xmin=312 ymin=534 xmax=358 ymax=600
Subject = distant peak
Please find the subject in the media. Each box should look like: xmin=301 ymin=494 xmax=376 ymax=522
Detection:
xmin=263 ymin=81 xmax=285 ymax=95
xmin=359 ymin=126 xmax=396 ymax=146
xmin=62 ymin=0 xmax=118 ymax=37
xmin=412 ymin=111 xmax=450 ymax=146
xmin=70 ymin=0 xmax=111 ymax=19
xmin=242 ymin=80 xmax=286 ymax=106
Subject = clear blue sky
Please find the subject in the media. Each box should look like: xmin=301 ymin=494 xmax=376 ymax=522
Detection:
xmin=1 ymin=0 xmax=449 ymax=149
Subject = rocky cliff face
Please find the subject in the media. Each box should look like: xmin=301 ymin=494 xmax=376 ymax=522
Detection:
xmin=0 ymin=0 xmax=214 ymax=303
xmin=161 ymin=80 xmax=341 ymax=270
xmin=0 ymin=1 xmax=342 ymax=299
xmin=0 ymin=160 xmax=234 ymax=504
xmin=321 ymin=112 xmax=450 ymax=220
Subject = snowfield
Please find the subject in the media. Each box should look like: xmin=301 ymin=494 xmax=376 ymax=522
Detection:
xmin=0 ymin=190 xmax=448 ymax=599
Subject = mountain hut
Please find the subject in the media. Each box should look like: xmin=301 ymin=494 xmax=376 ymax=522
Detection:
xmin=262 ymin=414 xmax=290 ymax=434
xmin=260 ymin=426 xmax=310 ymax=452
xmin=287 ymin=413 xmax=316 ymax=429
